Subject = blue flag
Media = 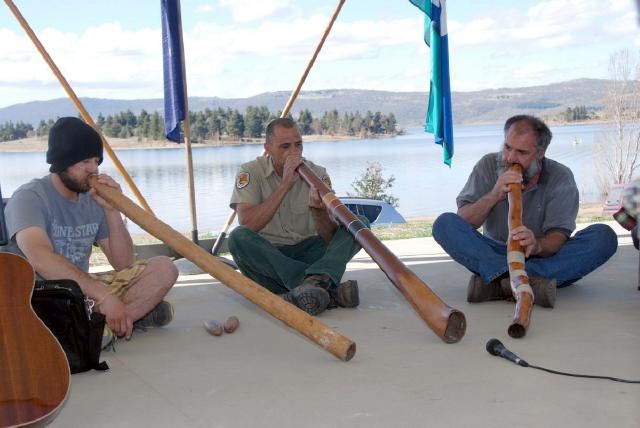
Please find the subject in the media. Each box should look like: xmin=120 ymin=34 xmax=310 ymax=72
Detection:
xmin=161 ymin=0 xmax=185 ymax=142
xmin=409 ymin=0 xmax=454 ymax=166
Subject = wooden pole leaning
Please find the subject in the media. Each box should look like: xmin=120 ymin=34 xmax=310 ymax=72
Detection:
xmin=88 ymin=176 xmax=356 ymax=361
xmin=296 ymin=164 xmax=466 ymax=343
xmin=211 ymin=0 xmax=346 ymax=253
xmin=4 ymin=0 xmax=153 ymax=214
xmin=506 ymin=164 xmax=534 ymax=338
xmin=280 ymin=0 xmax=346 ymax=117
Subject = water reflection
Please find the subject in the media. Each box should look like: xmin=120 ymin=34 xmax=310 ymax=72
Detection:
xmin=0 ymin=124 xmax=604 ymax=235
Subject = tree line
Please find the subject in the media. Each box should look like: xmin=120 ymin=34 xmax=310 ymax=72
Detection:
xmin=562 ymin=105 xmax=592 ymax=122
xmin=0 ymin=106 xmax=398 ymax=143
xmin=0 ymin=121 xmax=36 ymax=141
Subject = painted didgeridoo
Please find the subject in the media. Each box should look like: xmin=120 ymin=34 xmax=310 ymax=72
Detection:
xmin=506 ymin=164 xmax=534 ymax=338
xmin=88 ymin=176 xmax=356 ymax=361
xmin=297 ymin=163 xmax=466 ymax=343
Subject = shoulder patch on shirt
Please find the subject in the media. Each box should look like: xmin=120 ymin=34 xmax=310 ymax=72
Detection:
xmin=236 ymin=172 xmax=250 ymax=189
xmin=321 ymin=175 xmax=332 ymax=190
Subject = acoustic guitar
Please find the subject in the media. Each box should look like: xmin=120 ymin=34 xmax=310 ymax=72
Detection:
xmin=0 ymin=252 xmax=70 ymax=427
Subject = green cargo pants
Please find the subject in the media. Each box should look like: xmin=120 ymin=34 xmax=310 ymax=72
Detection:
xmin=228 ymin=217 xmax=369 ymax=294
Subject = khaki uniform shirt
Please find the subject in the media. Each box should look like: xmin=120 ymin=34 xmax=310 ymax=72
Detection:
xmin=230 ymin=156 xmax=331 ymax=246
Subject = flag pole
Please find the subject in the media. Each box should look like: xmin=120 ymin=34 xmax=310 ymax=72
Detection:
xmin=173 ymin=0 xmax=199 ymax=244
xmin=211 ymin=0 xmax=346 ymax=255
xmin=182 ymin=116 xmax=199 ymax=244
xmin=4 ymin=0 xmax=153 ymax=213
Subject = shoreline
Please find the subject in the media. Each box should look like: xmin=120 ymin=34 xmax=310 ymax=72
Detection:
xmin=0 ymin=133 xmax=386 ymax=153
xmin=125 ymin=202 xmax=606 ymax=240
xmin=0 ymin=119 xmax=609 ymax=153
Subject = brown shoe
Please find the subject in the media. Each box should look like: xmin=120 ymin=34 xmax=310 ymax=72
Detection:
xmin=303 ymin=274 xmax=359 ymax=309
xmin=529 ymin=277 xmax=557 ymax=308
xmin=281 ymin=284 xmax=330 ymax=316
xmin=300 ymin=274 xmax=332 ymax=288
xmin=467 ymin=274 xmax=511 ymax=303
xmin=330 ymin=280 xmax=359 ymax=308
xmin=499 ymin=276 xmax=557 ymax=308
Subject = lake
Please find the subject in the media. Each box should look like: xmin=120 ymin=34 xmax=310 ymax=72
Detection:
xmin=0 ymin=122 xmax=607 ymax=235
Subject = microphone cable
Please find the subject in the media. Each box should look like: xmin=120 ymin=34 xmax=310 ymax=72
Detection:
xmin=486 ymin=338 xmax=640 ymax=384
xmin=526 ymin=363 xmax=640 ymax=384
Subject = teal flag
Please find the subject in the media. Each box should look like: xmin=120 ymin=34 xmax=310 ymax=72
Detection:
xmin=409 ymin=0 xmax=454 ymax=166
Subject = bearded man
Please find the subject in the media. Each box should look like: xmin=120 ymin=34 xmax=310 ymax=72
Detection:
xmin=432 ymin=115 xmax=617 ymax=307
xmin=2 ymin=117 xmax=178 ymax=342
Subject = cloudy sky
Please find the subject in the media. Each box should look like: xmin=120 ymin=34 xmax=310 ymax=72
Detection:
xmin=0 ymin=0 xmax=638 ymax=108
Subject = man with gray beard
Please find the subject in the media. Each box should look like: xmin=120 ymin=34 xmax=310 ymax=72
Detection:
xmin=432 ymin=115 xmax=617 ymax=307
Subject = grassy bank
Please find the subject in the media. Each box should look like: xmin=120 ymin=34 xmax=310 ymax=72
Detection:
xmin=89 ymin=203 xmax=610 ymax=266
xmin=363 ymin=206 xmax=609 ymax=242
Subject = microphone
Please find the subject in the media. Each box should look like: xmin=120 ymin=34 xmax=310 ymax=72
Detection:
xmin=486 ymin=338 xmax=529 ymax=367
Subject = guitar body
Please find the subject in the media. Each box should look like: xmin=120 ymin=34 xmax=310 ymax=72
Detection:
xmin=0 ymin=253 xmax=70 ymax=427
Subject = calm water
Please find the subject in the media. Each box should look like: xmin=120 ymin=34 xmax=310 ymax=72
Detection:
xmin=0 ymin=123 xmax=606 ymax=235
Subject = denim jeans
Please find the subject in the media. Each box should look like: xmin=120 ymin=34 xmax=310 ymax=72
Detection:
xmin=432 ymin=212 xmax=618 ymax=287
xmin=228 ymin=216 xmax=368 ymax=294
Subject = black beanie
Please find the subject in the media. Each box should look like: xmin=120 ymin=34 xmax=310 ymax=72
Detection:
xmin=47 ymin=117 xmax=103 ymax=173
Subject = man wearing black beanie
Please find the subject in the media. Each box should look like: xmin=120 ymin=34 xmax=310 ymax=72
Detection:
xmin=47 ymin=117 xmax=104 ymax=173
xmin=2 ymin=117 xmax=178 ymax=343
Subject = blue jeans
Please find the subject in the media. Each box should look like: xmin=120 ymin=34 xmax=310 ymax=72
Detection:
xmin=432 ymin=212 xmax=618 ymax=287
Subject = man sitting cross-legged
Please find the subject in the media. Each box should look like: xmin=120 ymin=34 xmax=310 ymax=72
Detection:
xmin=228 ymin=118 xmax=367 ymax=316
xmin=1 ymin=117 xmax=178 ymax=345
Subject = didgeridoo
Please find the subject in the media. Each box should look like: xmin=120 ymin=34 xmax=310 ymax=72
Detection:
xmin=88 ymin=176 xmax=356 ymax=361
xmin=297 ymin=163 xmax=466 ymax=343
xmin=506 ymin=164 xmax=534 ymax=338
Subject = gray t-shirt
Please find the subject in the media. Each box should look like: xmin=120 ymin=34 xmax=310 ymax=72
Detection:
xmin=230 ymin=156 xmax=330 ymax=246
xmin=1 ymin=175 xmax=108 ymax=273
xmin=456 ymin=153 xmax=578 ymax=244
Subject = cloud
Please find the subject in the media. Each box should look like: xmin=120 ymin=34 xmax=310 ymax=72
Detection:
xmin=187 ymin=15 xmax=420 ymax=61
xmin=0 ymin=23 xmax=163 ymax=103
xmin=448 ymin=19 xmax=497 ymax=46
xmin=605 ymin=11 xmax=639 ymax=36
xmin=0 ymin=0 xmax=637 ymax=108
xmin=195 ymin=4 xmax=214 ymax=13
xmin=450 ymin=0 xmax=637 ymax=50
xmin=218 ymin=0 xmax=290 ymax=23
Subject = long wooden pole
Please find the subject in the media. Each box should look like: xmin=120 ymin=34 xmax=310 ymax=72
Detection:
xmin=506 ymin=164 xmax=534 ymax=338
xmin=88 ymin=176 xmax=356 ymax=361
xmin=4 ymin=0 xmax=153 ymax=213
xmin=296 ymin=163 xmax=466 ymax=343
xmin=211 ymin=0 xmax=346 ymax=254
xmin=281 ymin=0 xmax=346 ymax=117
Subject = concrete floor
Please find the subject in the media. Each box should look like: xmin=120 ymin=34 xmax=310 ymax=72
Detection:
xmin=52 ymin=222 xmax=640 ymax=428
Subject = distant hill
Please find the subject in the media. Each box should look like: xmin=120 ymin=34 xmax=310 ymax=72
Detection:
xmin=0 ymin=78 xmax=610 ymax=127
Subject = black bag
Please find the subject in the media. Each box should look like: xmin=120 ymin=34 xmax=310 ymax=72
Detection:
xmin=31 ymin=279 xmax=109 ymax=374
